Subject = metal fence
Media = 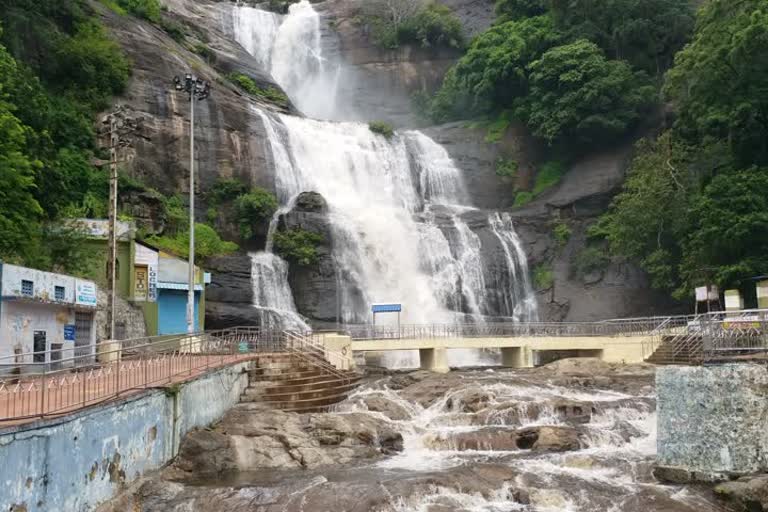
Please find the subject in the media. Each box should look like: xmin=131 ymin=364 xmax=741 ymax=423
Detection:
xmin=0 ymin=327 xmax=290 ymax=423
xmin=342 ymin=317 xmax=678 ymax=341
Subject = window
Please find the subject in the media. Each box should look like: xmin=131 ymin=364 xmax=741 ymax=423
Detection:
xmin=55 ymin=286 xmax=65 ymax=301
xmin=21 ymin=280 xmax=33 ymax=297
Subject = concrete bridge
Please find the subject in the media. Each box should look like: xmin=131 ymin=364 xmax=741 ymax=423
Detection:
xmin=322 ymin=320 xmax=668 ymax=373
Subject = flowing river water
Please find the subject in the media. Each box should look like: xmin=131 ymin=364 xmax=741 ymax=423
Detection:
xmin=121 ymin=361 xmax=728 ymax=511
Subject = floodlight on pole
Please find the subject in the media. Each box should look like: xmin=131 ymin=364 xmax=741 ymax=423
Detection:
xmin=172 ymin=73 xmax=211 ymax=334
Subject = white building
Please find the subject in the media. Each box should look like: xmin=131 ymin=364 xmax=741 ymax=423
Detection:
xmin=0 ymin=262 xmax=98 ymax=369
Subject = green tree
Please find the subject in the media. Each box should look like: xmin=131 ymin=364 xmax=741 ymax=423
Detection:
xmin=234 ymin=188 xmax=279 ymax=239
xmin=664 ymin=0 xmax=768 ymax=167
xmin=273 ymin=228 xmax=324 ymax=266
xmin=524 ymin=39 xmax=654 ymax=147
xmin=595 ymin=133 xmax=693 ymax=292
xmin=549 ymin=0 xmax=694 ymax=74
xmin=430 ymin=15 xmax=560 ymax=121
xmin=681 ymin=169 xmax=768 ymax=293
xmin=148 ymin=223 xmax=238 ymax=262
xmin=0 ymin=103 xmax=42 ymax=261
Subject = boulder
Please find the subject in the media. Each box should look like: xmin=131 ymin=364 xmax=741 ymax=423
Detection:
xmin=516 ymin=426 xmax=582 ymax=452
xmin=355 ymin=394 xmax=413 ymax=421
xmin=444 ymin=386 xmax=495 ymax=413
xmin=174 ymin=407 xmax=404 ymax=473
xmin=715 ymin=476 xmax=768 ymax=511
xmin=425 ymin=425 xmax=582 ymax=453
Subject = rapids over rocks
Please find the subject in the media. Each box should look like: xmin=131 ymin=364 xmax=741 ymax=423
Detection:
xmin=109 ymin=359 xmax=728 ymax=512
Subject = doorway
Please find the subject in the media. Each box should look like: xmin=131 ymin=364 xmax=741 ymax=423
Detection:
xmin=33 ymin=330 xmax=47 ymax=363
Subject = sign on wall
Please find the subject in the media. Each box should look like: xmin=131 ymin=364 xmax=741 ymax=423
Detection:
xmin=135 ymin=244 xmax=159 ymax=302
xmin=64 ymin=324 xmax=76 ymax=341
xmin=134 ymin=266 xmax=148 ymax=301
xmin=75 ymin=281 xmax=97 ymax=307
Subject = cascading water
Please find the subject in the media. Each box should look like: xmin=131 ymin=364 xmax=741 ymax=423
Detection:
xmin=249 ymin=251 xmax=309 ymax=331
xmin=232 ymin=0 xmax=341 ymax=120
xmin=233 ymin=0 xmax=538 ymax=339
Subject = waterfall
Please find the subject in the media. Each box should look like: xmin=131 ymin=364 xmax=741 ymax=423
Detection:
xmin=233 ymin=0 xmax=341 ymax=120
xmin=233 ymin=0 xmax=539 ymax=331
xmin=249 ymin=251 xmax=309 ymax=331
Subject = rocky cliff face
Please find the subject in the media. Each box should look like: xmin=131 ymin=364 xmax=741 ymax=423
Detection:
xmin=105 ymin=0 xmax=667 ymax=327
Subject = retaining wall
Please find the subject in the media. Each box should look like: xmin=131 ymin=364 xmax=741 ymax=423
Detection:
xmin=0 ymin=362 xmax=249 ymax=511
xmin=656 ymin=364 xmax=768 ymax=479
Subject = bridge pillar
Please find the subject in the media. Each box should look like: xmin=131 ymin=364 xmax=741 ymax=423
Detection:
xmin=501 ymin=347 xmax=530 ymax=368
xmin=420 ymin=348 xmax=449 ymax=373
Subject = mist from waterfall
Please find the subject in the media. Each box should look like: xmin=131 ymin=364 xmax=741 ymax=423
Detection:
xmin=232 ymin=0 xmax=538 ymax=331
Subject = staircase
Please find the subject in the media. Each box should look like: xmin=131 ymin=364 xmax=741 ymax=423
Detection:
xmin=241 ymin=352 xmax=361 ymax=413
xmin=645 ymin=334 xmax=703 ymax=365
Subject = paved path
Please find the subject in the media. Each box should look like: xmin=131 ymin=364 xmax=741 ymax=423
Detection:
xmin=0 ymin=353 xmax=256 ymax=428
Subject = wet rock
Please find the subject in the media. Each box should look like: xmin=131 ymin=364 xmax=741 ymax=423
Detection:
xmin=552 ymin=399 xmax=595 ymax=424
xmin=355 ymin=395 xmax=412 ymax=421
xmin=517 ymin=426 xmax=582 ymax=452
xmin=425 ymin=427 xmax=518 ymax=451
xmin=445 ymin=386 xmax=495 ymax=413
xmin=175 ymin=407 xmax=404 ymax=473
xmin=715 ymin=475 xmax=768 ymax=511
xmin=474 ymin=401 xmax=541 ymax=426
xmin=426 ymin=425 xmax=582 ymax=453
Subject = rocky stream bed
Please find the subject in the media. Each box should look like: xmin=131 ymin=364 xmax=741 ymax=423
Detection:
xmin=103 ymin=359 xmax=735 ymax=511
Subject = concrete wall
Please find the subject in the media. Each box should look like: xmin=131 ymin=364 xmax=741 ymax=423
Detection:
xmin=0 ymin=265 xmax=97 ymax=361
xmin=0 ymin=362 xmax=250 ymax=512
xmin=657 ymin=364 xmax=768 ymax=478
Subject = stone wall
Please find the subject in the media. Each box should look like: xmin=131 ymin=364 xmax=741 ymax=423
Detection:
xmin=656 ymin=364 xmax=768 ymax=480
xmin=0 ymin=363 xmax=250 ymax=512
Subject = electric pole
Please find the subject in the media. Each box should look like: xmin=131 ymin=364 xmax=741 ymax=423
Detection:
xmin=172 ymin=74 xmax=211 ymax=334
xmin=99 ymin=106 xmax=143 ymax=341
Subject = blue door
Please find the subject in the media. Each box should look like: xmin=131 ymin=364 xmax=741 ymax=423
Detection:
xmin=158 ymin=290 xmax=200 ymax=335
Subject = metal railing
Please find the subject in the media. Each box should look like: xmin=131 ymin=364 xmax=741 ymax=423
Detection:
xmin=283 ymin=331 xmax=356 ymax=384
xmin=0 ymin=327 xmax=344 ymax=423
xmin=343 ymin=317 xmax=678 ymax=341
xmin=641 ymin=309 xmax=768 ymax=365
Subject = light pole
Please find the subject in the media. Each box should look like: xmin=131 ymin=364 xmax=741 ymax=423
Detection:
xmin=173 ymin=74 xmax=211 ymax=334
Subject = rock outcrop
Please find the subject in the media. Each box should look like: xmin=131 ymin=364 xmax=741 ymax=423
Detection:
xmin=204 ymin=253 xmax=256 ymax=329
xmin=277 ymin=192 xmax=339 ymax=323
xmin=174 ymin=405 xmax=403 ymax=474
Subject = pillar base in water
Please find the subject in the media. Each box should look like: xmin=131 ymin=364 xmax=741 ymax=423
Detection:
xmin=419 ymin=348 xmax=450 ymax=373
xmin=501 ymin=347 xmax=527 ymax=368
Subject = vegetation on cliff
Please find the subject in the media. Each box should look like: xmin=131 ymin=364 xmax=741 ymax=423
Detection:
xmin=0 ymin=0 xmax=129 ymax=271
xmin=273 ymin=228 xmax=324 ymax=267
xmin=362 ymin=0 xmax=464 ymax=50
xmin=595 ymin=0 xmax=768 ymax=299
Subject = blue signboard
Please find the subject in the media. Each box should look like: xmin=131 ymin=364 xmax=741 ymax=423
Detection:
xmin=372 ymin=303 xmax=402 ymax=313
xmin=64 ymin=324 xmax=76 ymax=341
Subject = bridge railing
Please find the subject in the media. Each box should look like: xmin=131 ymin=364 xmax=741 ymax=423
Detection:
xmin=0 ymin=327 xmax=296 ymax=423
xmin=343 ymin=317 xmax=681 ymax=341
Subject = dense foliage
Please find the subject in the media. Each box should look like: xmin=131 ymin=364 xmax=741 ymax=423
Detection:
xmin=369 ymin=121 xmax=395 ymax=138
xmin=147 ymin=224 xmax=238 ymax=262
xmin=597 ymin=0 xmax=768 ymax=299
xmin=234 ymin=189 xmax=279 ymax=239
xmin=364 ymin=0 xmax=464 ymax=50
xmin=0 ymin=0 xmax=130 ymax=271
xmin=227 ymin=72 xmax=289 ymax=108
xmin=428 ymin=0 xmax=692 ymax=152
xmin=273 ymin=228 xmax=324 ymax=267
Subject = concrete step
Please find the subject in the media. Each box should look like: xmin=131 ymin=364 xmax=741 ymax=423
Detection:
xmin=262 ymin=390 xmax=354 ymax=411
xmin=249 ymin=368 xmax=329 ymax=382
xmin=259 ymin=376 xmax=361 ymax=396
xmin=259 ymin=381 xmax=360 ymax=401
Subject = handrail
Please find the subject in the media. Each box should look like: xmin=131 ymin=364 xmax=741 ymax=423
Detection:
xmin=282 ymin=331 xmax=356 ymax=384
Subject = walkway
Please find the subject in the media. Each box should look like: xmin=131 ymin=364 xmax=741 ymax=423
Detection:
xmin=0 ymin=353 xmax=256 ymax=427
